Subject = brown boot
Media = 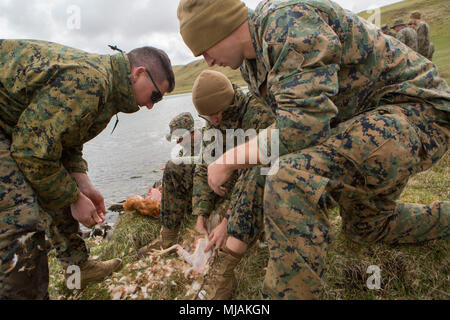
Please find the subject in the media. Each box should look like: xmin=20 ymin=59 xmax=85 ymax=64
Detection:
xmin=66 ymin=258 xmax=122 ymax=289
xmin=195 ymin=247 xmax=243 ymax=300
xmin=138 ymin=226 xmax=179 ymax=256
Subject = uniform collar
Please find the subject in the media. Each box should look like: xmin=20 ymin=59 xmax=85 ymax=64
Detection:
xmin=110 ymin=53 xmax=139 ymax=114
xmin=241 ymin=9 xmax=269 ymax=99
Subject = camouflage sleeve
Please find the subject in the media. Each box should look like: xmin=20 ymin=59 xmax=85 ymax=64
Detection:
xmin=242 ymin=94 xmax=276 ymax=131
xmin=232 ymin=84 xmax=251 ymax=110
xmin=262 ymin=5 xmax=340 ymax=156
xmin=62 ymin=145 xmax=89 ymax=173
xmin=10 ymin=73 xmax=101 ymax=211
xmin=417 ymin=23 xmax=430 ymax=58
xmin=192 ymin=124 xmax=241 ymax=217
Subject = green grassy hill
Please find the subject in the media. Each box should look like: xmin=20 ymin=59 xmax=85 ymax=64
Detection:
xmin=172 ymin=59 xmax=246 ymax=95
xmin=171 ymin=0 xmax=450 ymax=95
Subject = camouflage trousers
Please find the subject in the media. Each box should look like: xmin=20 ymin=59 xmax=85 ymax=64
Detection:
xmin=162 ymin=157 xmax=265 ymax=245
xmin=0 ymin=131 xmax=88 ymax=300
xmin=227 ymin=167 xmax=266 ymax=246
xmin=262 ymin=102 xmax=449 ymax=300
xmin=160 ymin=160 xmax=196 ymax=229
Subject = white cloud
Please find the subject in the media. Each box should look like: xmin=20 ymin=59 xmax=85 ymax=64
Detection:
xmin=0 ymin=0 xmax=404 ymax=65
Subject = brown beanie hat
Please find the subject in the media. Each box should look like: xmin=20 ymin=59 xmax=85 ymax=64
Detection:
xmin=177 ymin=0 xmax=249 ymax=57
xmin=192 ymin=70 xmax=235 ymax=116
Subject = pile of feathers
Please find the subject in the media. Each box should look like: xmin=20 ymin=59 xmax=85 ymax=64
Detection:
xmin=123 ymin=187 xmax=162 ymax=218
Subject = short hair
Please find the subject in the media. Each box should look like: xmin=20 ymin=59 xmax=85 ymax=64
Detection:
xmin=128 ymin=47 xmax=175 ymax=93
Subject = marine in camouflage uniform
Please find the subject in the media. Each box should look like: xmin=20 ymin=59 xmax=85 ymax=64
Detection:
xmin=139 ymin=74 xmax=275 ymax=265
xmin=178 ymin=0 xmax=450 ymax=300
xmin=393 ymin=19 xmax=418 ymax=52
xmin=161 ymin=112 xmax=199 ymax=229
xmin=193 ymin=83 xmax=274 ymax=247
xmin=191 ymin=70 xmax=275 ymax=299
xmin=139 ymin=113 xmax=201 ymax=255
xmin=409 ymin=12 xmax=433 ymax=60
xmin=0 ymin=39 xmax=173 ymax=299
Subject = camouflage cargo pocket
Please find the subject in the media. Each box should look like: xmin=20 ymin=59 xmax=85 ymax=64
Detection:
xmin=323 ymin=109 xmax=423 ymax=191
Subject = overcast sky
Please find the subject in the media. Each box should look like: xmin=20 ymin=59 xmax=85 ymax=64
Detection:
xmin=0 ymin=0 xmax=403 ymax=65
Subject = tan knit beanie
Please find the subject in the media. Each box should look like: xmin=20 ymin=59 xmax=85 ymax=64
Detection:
xmin=192 ymin=70 xmax=234 ymax=116
xmin=177 ymin=0 xmax=249 ymax=57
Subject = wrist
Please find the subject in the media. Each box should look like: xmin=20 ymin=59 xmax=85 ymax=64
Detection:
xmin=196 ymin=215 xmax=206 ymax=223
xmin=71 ymin=188 xmax=82 ymax=206
xmin=70 ymin=172 xmax=92 ymax=189
xmin=72 ymin=190 xmax=85 ymax=207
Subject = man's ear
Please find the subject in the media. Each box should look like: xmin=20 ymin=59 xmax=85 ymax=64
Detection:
xmin=131 ymin=66 xmax=146 ymax=84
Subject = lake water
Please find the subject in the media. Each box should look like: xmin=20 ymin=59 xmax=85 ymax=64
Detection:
xmin=83 ymin=92 xmax=203 ymax=224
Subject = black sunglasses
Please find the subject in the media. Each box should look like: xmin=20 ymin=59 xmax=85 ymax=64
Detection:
xmin=198 ymin=114 xmax=210 ymax=122
xmin=145 ymin=69 xmax=163 ymax=104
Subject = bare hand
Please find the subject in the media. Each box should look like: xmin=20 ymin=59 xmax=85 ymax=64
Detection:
xmin=207 ymin=161 xmax=233 ymax=196
xmin=71 ymin=173 xmax=106 ymax=222
xmin=194 ymin=215 xmax=208 ymax=235
xmin=204 ymin=218 xmax=228 ymax=252
xmin=82 ymin=186 xmax=106 ymax=221
xmin=71 ymin=192 xmax=103 ymax=228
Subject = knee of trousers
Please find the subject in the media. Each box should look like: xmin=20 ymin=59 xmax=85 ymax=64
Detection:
xmin=264 ymin=157 xmax=330 ymax=217
xmin=227 ymin=205 xmax=264 ymax=246
xmin=164 ymin=161 xmax=194 ymax=179
xmin=0 ymin=190 xmax=48 ymax=253
xmin=263 ymin=157 xmax=332 ymax=250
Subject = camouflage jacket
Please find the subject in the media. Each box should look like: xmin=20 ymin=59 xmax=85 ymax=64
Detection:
xmin=416 ymin=21 xmax=431 ymax=58
xmin=240 ymin=0 xmax=450 ymax=157
xmin=396 ymin=27 xmax=418 ymax=52
xmin=192 ymin=85 xmax=275 ymax=218
xmin=0 ymin=40 xmax=139 ymax=211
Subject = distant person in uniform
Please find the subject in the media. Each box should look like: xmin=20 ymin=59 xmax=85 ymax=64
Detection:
xmin=139 ymin=112 xmax=201 ymax=256
xmin=392 ymin=18 xmax=418 ymax=52
xmin=409 ymin=12 xmax=434 ymax=60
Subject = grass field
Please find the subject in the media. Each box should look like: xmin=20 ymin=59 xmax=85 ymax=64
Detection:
xmin=48 ymin=0 xmax=450 ymax=300
xmin=48 ymin=152 xmax=449 ymax=300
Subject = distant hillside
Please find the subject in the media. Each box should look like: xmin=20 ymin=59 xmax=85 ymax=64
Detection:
xmin=172 ymin=59 xmax=246 ymax=95
xmin=171 ymin=0 xmax=450 ymax=95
